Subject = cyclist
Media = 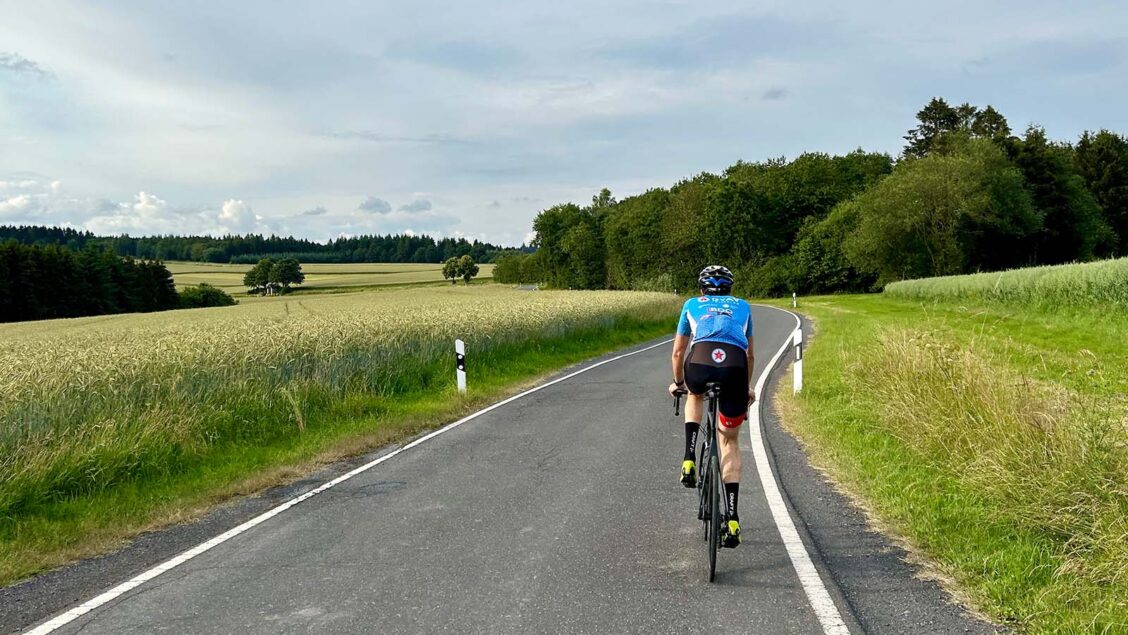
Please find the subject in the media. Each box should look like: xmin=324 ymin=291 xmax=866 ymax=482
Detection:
xmin=668 ymin=265 xmax=754 ymax=548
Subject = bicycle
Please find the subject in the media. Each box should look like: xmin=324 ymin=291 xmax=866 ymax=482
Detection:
xmin=674 ymin=381 xmax=726 ymax=582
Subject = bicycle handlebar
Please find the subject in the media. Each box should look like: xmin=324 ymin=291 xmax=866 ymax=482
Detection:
xmin=672 ymin=388 xmax=688 ymax=416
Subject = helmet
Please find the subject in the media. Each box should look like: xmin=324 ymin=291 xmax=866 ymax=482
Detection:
xmin=698 ymin=265 xmax=734 ymax=295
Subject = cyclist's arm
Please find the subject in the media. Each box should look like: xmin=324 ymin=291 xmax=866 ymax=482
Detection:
xmin=671 ymin=335 xmax=690 ymax=385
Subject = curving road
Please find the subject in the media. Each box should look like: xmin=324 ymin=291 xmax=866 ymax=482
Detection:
xmin=8 ymin=305 xmax=995 ymax=634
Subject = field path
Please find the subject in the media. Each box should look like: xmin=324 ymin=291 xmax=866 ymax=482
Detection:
xmin=10 ymin=306 xmax=995 ymax=634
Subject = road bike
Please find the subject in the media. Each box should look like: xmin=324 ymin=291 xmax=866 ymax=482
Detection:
xmin=674 ymin=382 xmax=726 ymax=582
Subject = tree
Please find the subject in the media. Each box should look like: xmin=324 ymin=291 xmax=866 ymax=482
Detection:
xmin=492 ymin=254 xmax=524 ymax=284
xmin=532 ymin=202 xmax=605 ymax=289
xmin=903 ymin=97 xmax=961 ymax=158
xmin=603 ymin=189 xmax=667 ymax=289
xmin=269 ymin=258 xmax=305 ymax=294
xmin=591 ymin=187 xmax=617 ymax=211
xmin=457 ymin=255 xmax=480 ymax=284
xmin=791 ymin=203 xmax=876 ymax=293
xmin=243 ymin=258 xmax=275 ymax=295
xmin=1076 ymin=130 xmax=1128 ymax=254
xmin=845 ymin=139 xmax=1039 ymax=284
xmin=561 ymin=220 xmax=605 ymax=289
xmin=442 ymin=257 xmax=460 ymax=284
xmin=972 ymin=105 xmax=1012 ymax=144
xmin=1012 ymin=126 xmax=1111 ymax=263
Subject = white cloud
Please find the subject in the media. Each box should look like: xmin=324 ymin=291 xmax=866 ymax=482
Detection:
xmin=0 ymin=193 xmax=34 ymax=217
xmin=215 ymin=199 xmax=264 ymax=234
xmin=0 ymin=180 xmax=273 ymax=237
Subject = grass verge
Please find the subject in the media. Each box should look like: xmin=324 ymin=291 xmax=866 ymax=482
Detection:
xmin=772 ymin=294 xmax=1126 ymax=634
xmin=0 ymin=312 xmax=672 ymax=587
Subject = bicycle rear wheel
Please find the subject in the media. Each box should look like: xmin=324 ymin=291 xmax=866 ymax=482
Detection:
xmin=697 ymin=438 xmax=709 ymax=542
xmin=706 ymin=447 xmax=721 ymax=581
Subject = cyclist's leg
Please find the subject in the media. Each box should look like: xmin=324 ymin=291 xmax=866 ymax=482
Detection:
xmin=717 ymin=355 xmax=750 ymax=547
xmin=679 ymin=353 xmax=708 ymax=487
xmin=717 ymin=420 xmax=742 ymax=483
xmin=716 ymin=348 xmax=750 ymax=486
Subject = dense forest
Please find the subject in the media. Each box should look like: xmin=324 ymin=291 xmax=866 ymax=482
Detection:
xmin=495 ymin=98 xmax=1128 ymax=296
xmin=0 ymin=241 xmax=180 ymax=323
xmin=0 ymin=227 xmax=519 ymax=264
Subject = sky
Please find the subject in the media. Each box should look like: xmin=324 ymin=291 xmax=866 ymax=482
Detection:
xmin=1 ymin=1 xmax=1126 ymax=246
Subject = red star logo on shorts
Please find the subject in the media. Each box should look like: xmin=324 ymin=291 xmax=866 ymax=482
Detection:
xmin=712 ymin=348 xmax=727 ymax=363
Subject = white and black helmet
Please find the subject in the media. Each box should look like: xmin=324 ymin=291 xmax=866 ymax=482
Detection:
xmin=698 ymin=265 xmax=734 ymax=295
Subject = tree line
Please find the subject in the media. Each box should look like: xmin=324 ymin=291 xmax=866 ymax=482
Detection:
xmin=0 ymin=226 xmax=524 ymax=265
xmin=496 ymin=98 xmax=1128 ymax=295
xmin=0 ymin=241 xmax=240 ymax=323
xmin=0 ymin=241 xmax=180 ymax=322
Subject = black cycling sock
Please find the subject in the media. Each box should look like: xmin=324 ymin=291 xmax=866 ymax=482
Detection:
xmin=684 ymin=421 xmax=700 ymax=461
xmin=724 ymin=482 xmax=740 ymax=521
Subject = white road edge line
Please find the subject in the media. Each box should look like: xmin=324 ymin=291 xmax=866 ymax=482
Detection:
xmin=749 ymin=305 xmax=850 ymax=635
xmin=24 ymin=338 xmax=675 ymax=635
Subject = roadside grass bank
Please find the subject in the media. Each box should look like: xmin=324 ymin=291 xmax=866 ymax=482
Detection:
xmin=0 ymin=287 xmax=678 ymax=586
xmin=772 ymin=294 xmax=1127 ymax=634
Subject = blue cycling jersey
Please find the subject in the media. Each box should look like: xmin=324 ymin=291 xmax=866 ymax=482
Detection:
xmin=676 ymin=295 xmax=754 ymax=350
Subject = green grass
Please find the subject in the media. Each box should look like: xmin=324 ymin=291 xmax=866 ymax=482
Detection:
xmin=0 ymin=286 xmax=678 ymax=586
xmin=884 ymin=257 xmax=1128 ymax=310
xmin=773 ymin=294 xmax=1127 ymax=634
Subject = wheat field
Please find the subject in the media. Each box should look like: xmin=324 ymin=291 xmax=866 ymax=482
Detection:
xmin=0 ymin=286 xmax=677 ymax=518
xmin=165 ymin=261 xmax=496 ymax=293
xmin=883 ymin=257 xmax=1128 ymax=309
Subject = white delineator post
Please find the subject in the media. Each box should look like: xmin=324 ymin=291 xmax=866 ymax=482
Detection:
xmin=455 ymin=339 xmax=467 ymax=394
xmin=792 ymin=292 xmax=797 ymax=308
xmin=793 ymin=327 xmax=804 ymax=394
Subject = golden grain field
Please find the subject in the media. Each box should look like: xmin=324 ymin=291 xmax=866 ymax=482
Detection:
xmin=0 ymin=286 xmax=677 ymax=517
xmin=164 ymin=261 xmax=496 ymax=293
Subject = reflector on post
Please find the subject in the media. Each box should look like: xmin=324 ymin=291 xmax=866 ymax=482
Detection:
xmin=455 ymin=339 xmax=467 ymax=394
xmin=793 ymin=327 xmax=803 ymax=394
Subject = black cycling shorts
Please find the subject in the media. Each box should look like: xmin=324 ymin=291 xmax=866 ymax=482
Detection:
xmin=683 ymin=342 xmax=749 ymax=429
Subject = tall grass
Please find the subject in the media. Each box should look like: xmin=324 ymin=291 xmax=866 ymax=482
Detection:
xmin=884 ymin=257 xmax=1128 ymax=310
xmin=856 ymin=329 xmax=1127 ymax=631
xmin=776 ymin=293 xmax=1128 ymax=633
xmin=0 ymin=287 xmax=678 ymax=522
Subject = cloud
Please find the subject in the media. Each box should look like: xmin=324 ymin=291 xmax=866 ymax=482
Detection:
xmin=0 ymin=180 xmax=272 ymax=237
xmin=398 ymin=199 xmax=432 ymax=213
xmin=762 ymin=87 xmax=788 ymax=101
xmin=385 ymin=40 xmax=517 ymax=75
xmin=301 ymin=206 xmax=328 ymax=216
xmin=216 ymin=199 xmax=263 ymax=234
xmin=487 ymin=200 xmax=502 ymax=209
xmin=329 ymin=131 xmax=468 ymax=145
xmin=597 ymin=14 xmax=847 ymax=70
xmin=0 ymin=52 xmax=52 ymax=78
xmin=357 ymin=196 xmax=392 ymax=213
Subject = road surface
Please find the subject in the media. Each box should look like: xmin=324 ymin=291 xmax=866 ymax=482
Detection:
xmin=5 ymin=305 xmax=997 ymax=634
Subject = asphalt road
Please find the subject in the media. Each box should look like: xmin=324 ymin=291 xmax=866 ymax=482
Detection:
xmin=8 ymin=305 xmax=998 ymax=634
